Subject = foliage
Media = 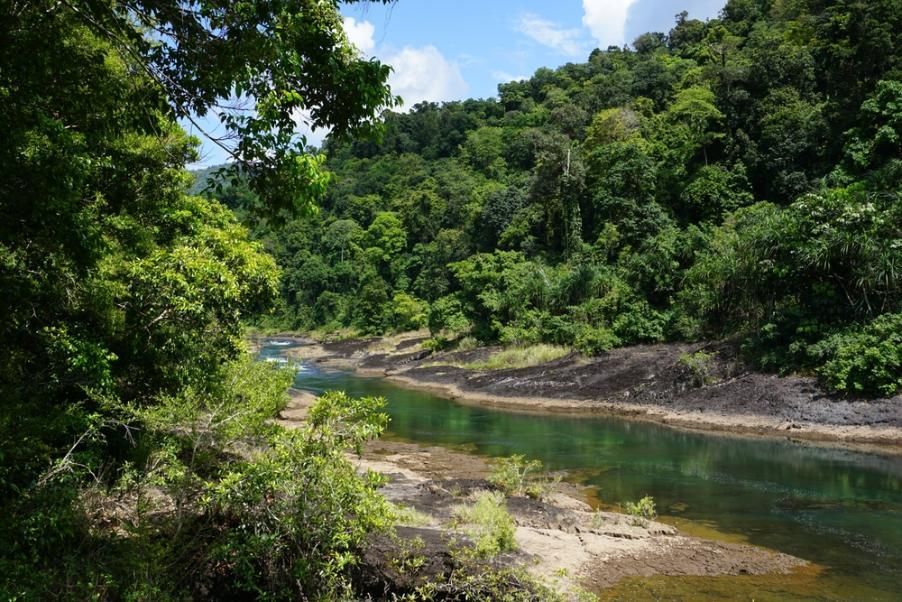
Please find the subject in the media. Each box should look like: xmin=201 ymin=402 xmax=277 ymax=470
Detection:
xmin=452 ymin=491 xmax=517 ymax=558
xmin=0 ymin=0 xmax=397 ymax=598
xmin=406 ymin=564 xmax=573 ymax=601
xmin=428 ymin=294 xmax=472 ymax=337
xmin=809 ymin=314 xmax=902 ymax=397
xmin=387 ymin=292 xmax=429 ymax=332
xmin=1 ymin=360 xmax=398 ymax=600
xmin=225 ymin=2 xmax=901 ymax=395
xmin=91 ymin=0 xmax=395 ymax=214
xmin=624 ymin=495 xmax=658 ymax=525
xmin=390 ymin=503 xmax=434 ymax=527
xmin=204 ymin=391 xmax=392 ymax=599
xmin=678 ymin=351 xmax=717 ymax=387
xmin=489 ymin=454 xmax=556 ymax=499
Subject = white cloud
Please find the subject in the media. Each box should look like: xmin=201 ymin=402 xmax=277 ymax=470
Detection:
xmin=344 ymin=17 xmax=470 ymax=112
xmin=492 ymin=70 xmax=528 ymax=83
xmin=385 ymin=46 xmax=468 ymax=109
xmin=582 ymin=0 xmax=639 ymax=48
xmin=342 ymin=16 xmax=375 ymax=55
xmin=516 ymin=13 xmax=586 ymax=57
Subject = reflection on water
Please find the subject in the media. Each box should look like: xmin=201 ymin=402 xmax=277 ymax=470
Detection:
xmin=261 ymin=342 xmax=902 ymax=600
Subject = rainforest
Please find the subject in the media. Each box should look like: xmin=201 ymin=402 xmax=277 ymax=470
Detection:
xmin=1 ymin=0 xmax=900 ymax=599
xmin=218 ymin=1 xmax=902 ymax=399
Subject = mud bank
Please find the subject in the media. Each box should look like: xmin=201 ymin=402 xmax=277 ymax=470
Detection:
xmin=280 ymin=333 xmax=902 ymax=451
xmin=276 ymin=390 xmax=806 ymax=598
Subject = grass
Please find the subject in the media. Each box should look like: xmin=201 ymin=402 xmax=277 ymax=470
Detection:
xmin=456 ymin=335 xmax=480 ymax=351
xmin=466 ymin=344 xmax=570 ymax=371
xmin=451 ymin=490 xmax=517 ymax=558
xmin=367 ymin=329 xmax=430 ymax=354
xmin=389 ymin=502 xmax=434 ymax=527
xmin=308 ymin=326 xmax=361 ymax=342
xmin=489 ymin=454 xmax=543 ymax=496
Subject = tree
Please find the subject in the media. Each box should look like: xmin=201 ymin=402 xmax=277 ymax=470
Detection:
xmin=756 ymin=87 xmax=828 ymax=201
xmin=667 ymin=85 xmax=724 ymax=165
xmin=843 ymin=80 xmax=902 ymax=182
xmin=680 ymin=164 xmax=754 ymax=221
xmin=585 ymin=107 xmax=642 ymax=148
xmin=63 ymin=0 xmax=396 ymax=214
xmin=585 ymin=141 xmax=667 ymax=248
xmin=0 ymin=1 xmax=397 ymax=596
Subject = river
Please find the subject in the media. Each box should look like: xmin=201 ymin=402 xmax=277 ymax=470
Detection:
xmin=260 ymin=340 xmax=902 ymax=600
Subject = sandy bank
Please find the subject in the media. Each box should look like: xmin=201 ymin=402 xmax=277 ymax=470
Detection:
xmin=275 ymin=389 xmax=806 ymax=598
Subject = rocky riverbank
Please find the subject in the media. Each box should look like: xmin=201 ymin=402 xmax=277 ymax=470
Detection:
xmin=277 ymin=333 xmax=902 ymax=451
xmin=278 ymin=388 xmax=807 ymax=599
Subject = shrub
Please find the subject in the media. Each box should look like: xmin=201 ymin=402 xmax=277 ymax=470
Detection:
xmin=389 ymin=535 xmax=428 ymax=575
xmin=452 ymin=491 xmax=517 ymax=558
xmin=428 ymin=294 xmax=471 ymax=336
xmin=422 ymin=336 xmax=452 ymax=352
xmin=386 ymin=292 xmax=429 ymax=332
xmin=204 ymin=391 xmax=393 ymax=598
xmin=624 ymin=495 xmax=657 ymax=526
xmin=678 ymin=350 xmax=717 ymax=387
xmin=810 ymin=313 xmax=902 ymax=397
xmin=488 ymin=454 xmax=544 ymax=497
xmin=573 ymin=325 xmax=620 ymax=355
xmin=409 ymin=564 xmax=571 ymax=601
xmin=456 ymin=336 xmax=480 ymax=351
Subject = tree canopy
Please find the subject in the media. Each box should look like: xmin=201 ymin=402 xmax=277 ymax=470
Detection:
xmin=227 ymin=0 xmax=900 ymax=397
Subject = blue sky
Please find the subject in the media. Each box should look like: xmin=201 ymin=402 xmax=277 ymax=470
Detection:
xmin=187 ymin=0 xmax=725 ymax=166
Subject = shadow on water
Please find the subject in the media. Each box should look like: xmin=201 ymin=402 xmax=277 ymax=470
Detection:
xmin=260 ymin=341 xmax=902 ymax=600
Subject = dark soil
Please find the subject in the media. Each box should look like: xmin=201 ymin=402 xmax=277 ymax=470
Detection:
xmin=395 ymin=342 xmax=902 ymax=431
xmin=304 ymin=335 xmax=902 ymax=445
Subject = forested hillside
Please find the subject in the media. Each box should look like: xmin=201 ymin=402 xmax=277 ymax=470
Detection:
xmin=218 ymin=0 xmax=901 ymax=397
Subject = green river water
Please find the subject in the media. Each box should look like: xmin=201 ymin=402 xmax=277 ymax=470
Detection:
xmin=261 ymin=341 xmax=902 ymax=600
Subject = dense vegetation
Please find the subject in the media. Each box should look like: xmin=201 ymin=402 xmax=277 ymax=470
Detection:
xmin=224 ymin=0 xmax=901 ymax=397
xmin=3 ymin=0 xmax=901 ymax=598
xmin=0 ymin=0 xmax=404 ymax=598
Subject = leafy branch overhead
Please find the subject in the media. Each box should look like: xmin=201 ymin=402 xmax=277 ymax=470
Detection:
xmin=0 ymin=1 xmax=398 ymax=598
xmin=67 ymin=0 xmax=398 ymax=213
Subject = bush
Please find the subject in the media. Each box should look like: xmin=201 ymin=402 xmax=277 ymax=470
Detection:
xmin=204 ymin=391 xmax=393 ymax=598
xmin=624 ymin=495 xmax=657 ymax=526
xmin=573 ymin=325 xmax=621 ymax=355
xmin=489 ymin=454 xmax=544 ymax=497
xmin=386 ymin=292 xmax=429 ymax=332
xmin=409 ymin=564 xmax=572 ymax=601
xmin=678 ymin=350 xmax=717 ymax=387
xmin=2 ymin=358 xmax=381 ymax=601
xmin=810 ymin=313 xmax=902 ymax=397
xmin=456 ymin=336 xmax=480 ymax=351
xmin=428 ymin=294 xmax=471 ymax=336
xmin=452 ymin=491 xmax=517 ymax=558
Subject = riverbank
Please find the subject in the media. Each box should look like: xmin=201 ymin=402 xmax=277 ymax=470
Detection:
xmin=277 ymin=388 xmax=807 ymax=598
xmin=276 ymin=333 xmax=902 ymax=451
